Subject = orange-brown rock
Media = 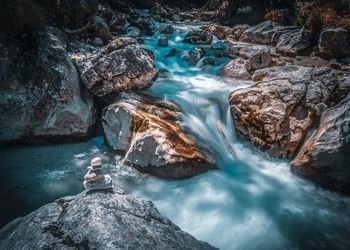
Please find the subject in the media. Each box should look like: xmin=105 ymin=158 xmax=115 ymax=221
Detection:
xmin=102 ymin=93 xmax=215 ymax=178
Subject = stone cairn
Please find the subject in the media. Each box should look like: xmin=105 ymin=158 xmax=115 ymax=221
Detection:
xmin=83 ymin=157 xmax=113 ymax=192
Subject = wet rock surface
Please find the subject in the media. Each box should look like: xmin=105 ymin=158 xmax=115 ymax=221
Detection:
xmin=184 ymin=30 xmax=213 ymax=45
xmin=0 ymin=27 xmax=96 ymax=143
xmin=229 ymin=65 xmax=341 ymax=158
xmin=291 ymin=94 xmax=350 ymax=193
xmin=73 ymin=37 xmax=158 ymax=97
xmin=102 ymin=93 xmax=215 ymax=179
xmin=0 ymin=190 xmax=216 ymax=250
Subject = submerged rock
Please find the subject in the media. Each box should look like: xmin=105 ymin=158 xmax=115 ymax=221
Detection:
xmin=102 ymin=93 xmax=215 ymax=178
xmin=159 ymin=24 xmax=175 ymax=34
xmin=0 ymin=26 xmax=96 ymax=143
xmin=75 ymin=37 xmax=158 ymax=97
xmin=184 ymin=30 xmax=213 ymax=45
xmin=158 ymin=35 xmax=169 ymax=47
xmin=0 ymin=190 xmax=216 ymax=249
xmin=229 ymin=65 xmax=340 ymax=158
xmin=181 ymin=48 xmax=206 ymax=66
xmin=291 ymin=94 xmax=350 ymax=193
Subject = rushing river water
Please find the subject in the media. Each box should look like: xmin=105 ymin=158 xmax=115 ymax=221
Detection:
xmin=2 ymin=21 xmax=350 ymax=250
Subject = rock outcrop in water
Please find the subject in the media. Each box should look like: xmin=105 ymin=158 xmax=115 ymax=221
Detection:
xmin=184 ymin=30 xmax=213 ymax=45
xmin=73 ymin=37 xmax=158 ymax=97
xmin=229 ymin=65 xmax=340 ymax=158
xmin=102 ymin=93 xmax=215 ymax=178
xmin=0 ymin=26 xmax=96 ymax=143
xmin=0 ymin=190 xmax=216 ymax=250
xmin=291 ymin=94 xmax=350 ymax=193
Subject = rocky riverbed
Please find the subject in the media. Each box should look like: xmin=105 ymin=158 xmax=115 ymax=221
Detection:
xmin=1 ymin=0 xmax=350 ymax=249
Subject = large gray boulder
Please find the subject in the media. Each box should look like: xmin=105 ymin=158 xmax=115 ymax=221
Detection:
xmin=229 ymin=65 xmax=340 ymax=158
xmin=291 ymin=94 xmax=350 ymax=193
xmin=0 ymin=27 xmax=96 ymax=143
xmin=318 ymin=28 xmax=350 ymax=59
xmin=276 ymin=27 xmax=310 ymax=57
xmin=75 ymin=37 xmax=158 ymax=97
xmin=0 ymin=190 xmax=216 ymax=250
xmin=240 ymin=20 xmax=310 ymax=56
xmin=102 ymin=93 xmax=215 ymax=179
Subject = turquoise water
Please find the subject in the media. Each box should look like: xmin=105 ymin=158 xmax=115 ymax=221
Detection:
xmin=1 ymin=21 xmax=350 ymax=250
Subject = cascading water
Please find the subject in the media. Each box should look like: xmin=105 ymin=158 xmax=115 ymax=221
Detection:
xmin=1 ymin=20 xmax=350 ymax=250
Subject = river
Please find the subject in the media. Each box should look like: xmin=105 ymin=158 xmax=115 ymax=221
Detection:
xmin=1 ymin=21 xmax=350 ymax=250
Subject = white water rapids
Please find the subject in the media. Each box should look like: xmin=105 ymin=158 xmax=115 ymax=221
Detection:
xmin=1 ymin=20 xmax=350 ymax=250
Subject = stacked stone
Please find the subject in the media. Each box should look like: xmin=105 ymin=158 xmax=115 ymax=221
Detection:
xmin=83 ymin=157 xmax=113 ymax=192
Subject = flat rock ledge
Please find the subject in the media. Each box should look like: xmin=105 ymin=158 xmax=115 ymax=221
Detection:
xmin=0 ymin=190 xmax=216 ymax=250
xmin=102 ymin=93 xmax=215 ymax=179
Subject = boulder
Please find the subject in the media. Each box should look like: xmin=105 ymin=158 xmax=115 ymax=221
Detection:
xmin=291 ymin=94 xmax=350 ymax=193
xmin=276 ymin=27 xmax=310 ymax=57
xmin=202 ymin=58 xmax=216 ymax=66
xmin=150 ymin=4 xmax=169 ymax=18
xmin=102 ymin=94 xmax=215 ymax=179
xmin=0 ymin=27 xmax=96 ymax=143
xmin=229 ymin=65 xmax=340 ymax=158
xmin=75 ymin=37 xmax=158 ymax=97
xmin=210 ymin=40 xmax=235 ymax=58
xmin=204 ymin=24 xmax=234 ymax=40
xmin=181 ymin=48 xmax=206 ymax=66
xmin=126 ymin=26 xmax=141 ymax=37
xmin=159 ymin=24 xmax=175 ymax=34
xmin=60 ymin=0 xmax=99 ymax=29
xmin=211 ymin=41 xmax=272 ymax=70
xmin=204 ymin=24 xmax=249 ymax=40
xmin=240 ymin=20 xmax=282 ymax=44
xmin=318 ymin=28 xmax=350 ymax=59
xmin=109 ymin=13 xmax=130 ymax=35
xmin=240 ymin=20 xmax=310 ymax=54
xmin=230 ymin=24 xmax=251 ymax=40
xmin=184 ymin=30 xmax=213 ymax=45
xmin=158 ymin=35 xmax=169 ymax=47
xmin=221 ymin=58 xmax=251 ymax=80
xmin=239 ymin=46 xmax=272 ymax=71
xmin=92 ymin=15 xmax=112 ymax=42
xmin=0 ymin=190 xmax=216 ymax=249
